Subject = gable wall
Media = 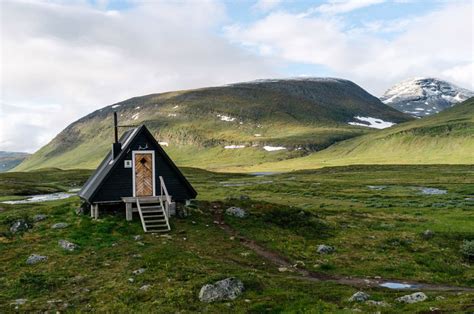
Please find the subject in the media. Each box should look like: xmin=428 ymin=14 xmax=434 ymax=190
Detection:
xmin=91 ymin=131 xmax=195 ymax=202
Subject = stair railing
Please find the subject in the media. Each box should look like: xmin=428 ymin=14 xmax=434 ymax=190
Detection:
xmin=159 ymin=176 xmax=171 ymax=230
xmin=135 ymin=199 xmax=147 ymax=232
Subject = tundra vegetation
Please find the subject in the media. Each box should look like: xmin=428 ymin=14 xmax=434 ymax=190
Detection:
xmin=1 ymin=165 xmax=473 ymax=312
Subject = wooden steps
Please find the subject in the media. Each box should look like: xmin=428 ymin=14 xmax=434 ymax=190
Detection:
xmin=136 ymin=200 xmax=170 ymax=233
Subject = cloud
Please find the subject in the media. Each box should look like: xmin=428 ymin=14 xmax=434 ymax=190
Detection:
xmin=303 ymin=0 xmax=386 ymax=16
xmin=225 ymin=1 xmax=473 ymax=94
xmin=252 ymin=0 xmax=283 ymax=13
xmin=0 ymin=0 xmax=274 ymax=152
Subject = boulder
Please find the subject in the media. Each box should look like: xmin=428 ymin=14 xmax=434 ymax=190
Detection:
xmin=33 ymin=214 xmax=47 ymax=222
xmin=349 ymin=291 xmax=370 ymax=302
xmin=132 ymin=268 xmax=146 ymax=275
xmin=52 ymin=222 xmax=69 ymax=229
xmin=26 ymin=254 xmax=48 ymax=265
xmin=422 ymin=230 xmax=435 ymax=239
xmin=225 ymin=207 xmax=246 ymax=218
xmin=58 ymin=239 xmax=79 ymax=251
xmin=199 ymin=277 xmax=244 ymax=303
xmin=317 ymin=244 xmax=335 ymax=254
xmin=396 ymin=292 xmax=427 ymax=304
xmin=10 ymin=220 xmax=30 ymax=233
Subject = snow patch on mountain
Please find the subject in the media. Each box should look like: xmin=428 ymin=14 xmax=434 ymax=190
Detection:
xmin=348 ymin=116 xmax=395 ymax=129
xmin=380 ymin=78 xmax=473 ymax=118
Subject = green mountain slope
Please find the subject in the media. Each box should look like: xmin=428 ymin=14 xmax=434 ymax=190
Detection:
xmin=0 ymin=151 xmax=30 ymax=173
xmin=238 ymin=97 xmax=474 ymax=172
xmin=15 ymin=78 xmax=410 ymax=171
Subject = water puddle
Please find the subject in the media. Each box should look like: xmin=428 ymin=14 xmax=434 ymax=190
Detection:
xmin=417 ymin=187 xmax=447 ymax=195
xmin=379 ymin=282 xmax=417 ymax=289
xmin=1 ymin=192 xmax=76 ymax=204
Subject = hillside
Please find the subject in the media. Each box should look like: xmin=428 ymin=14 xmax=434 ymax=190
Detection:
xmin=0 ymin=152 xmax=30 ymax=173
xmin=15 ymin=78 xmax=410 ymax=171
xmin=380 ymin=78 xmax=473 ymax=118
xmin=236 ymin=97 xmax=474 ymax=172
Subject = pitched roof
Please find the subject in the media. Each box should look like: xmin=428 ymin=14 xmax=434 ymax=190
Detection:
xmin=78 ymin=125 xmax=197 ymax=202
xmin=78 ymin=127 xmax=139 ymax=201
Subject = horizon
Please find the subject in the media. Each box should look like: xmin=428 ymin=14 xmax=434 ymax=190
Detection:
xmin=1 ymin=0 xmax=473 ymax=153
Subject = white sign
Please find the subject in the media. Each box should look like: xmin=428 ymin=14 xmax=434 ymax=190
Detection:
xmin=124 ymin=160 xmax=132 ymax=168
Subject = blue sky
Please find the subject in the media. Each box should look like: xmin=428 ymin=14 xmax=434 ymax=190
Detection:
xmin=1 ymin=0 xmax=472 ymax=152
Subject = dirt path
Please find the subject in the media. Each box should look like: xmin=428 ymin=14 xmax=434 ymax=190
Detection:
xmin=213 ymin=208 xmax=474 ymax=293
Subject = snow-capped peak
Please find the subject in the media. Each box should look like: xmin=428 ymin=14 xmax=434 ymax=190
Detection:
xmin=380 ymin=78 xmax=473 ymax=118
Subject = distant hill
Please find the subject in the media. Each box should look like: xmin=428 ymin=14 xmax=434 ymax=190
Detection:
xmin=0 ymin=151 xmax=30 ymax=172
xmin=237 ymin=97 xmax=474 ymax=172
xmin=380 ymin=77 xmax=473 ymax=118
xmin=14 ymin=78 xmax=411 ymax=171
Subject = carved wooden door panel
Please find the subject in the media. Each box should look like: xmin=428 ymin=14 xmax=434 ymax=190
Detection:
xmin=134 ymin=153 xmax=153 ymax=196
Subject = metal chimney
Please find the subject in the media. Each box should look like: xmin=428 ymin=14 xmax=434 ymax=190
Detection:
xmin=112 ymin=111 xmax=122 ymax=159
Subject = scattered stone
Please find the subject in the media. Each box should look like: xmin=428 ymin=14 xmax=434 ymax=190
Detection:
xmin=26 ymin=254 xmax=48 ymax=265
xmin=33 ymin=214 xmax=47 ymax=222
xmin=132 ymin=254 xmax=142 ymax=258
xmin=10 ymin=220 xmax=30 ymax=233
xmin=52 ymin=222 xmax=69 ymax=229
xmin=293 ymin=260 xmax=305 ymax=268
xmin=366 ymin=300 xmax=389 ymax=307
xmin=133 ymin=235 xmax=143 ymax=241
xmin=240 ymin=252 xmax=250 ymax=257
xmin=199 ymin=277 xmax=244 ymax=303
xmin=422 ymin=229 xmax=435 ymax=239
xmin=239 ymin=195 xmax=250 ymax=200
xmin=132 ymin=268 xmax=146 ymax=275
xmin=418 ymin=187 xmax=447 ymax=195
xmin=225 ymin=207 xmax=246 ymax=218
xmin=160 ymin=234 xmax=172 ymax=239
xmin=317 ymin=244 xmax=335 ymax=254
xmin=465 ymin=197 xmax=474 ymax=201
xmin=111 ymin=243 xmax=118 ymax=247
xmin=12 ymin=298 xmax=27 ymax=308
xmin=278 ymin=267 xmax=288 ymax=272
xmin=58 ymin=239 xmax=79 ymax=251
xmin=430 ymin=307 xmax=440 ymax=312
xmin=176 ymin=205 xmax=188 ymax=218
xmin=136 ymin=241 xmax=145 ymax=246
xmin=349 ymin=291 xmax=370 ymax=302
xmin=367 ymin=185 xmax=387 ymax=190
xmin=396 ymin=292 xmax=427 ymax=303
xmin=435 ymin=296 xmax=445 ymax=300
xmin=140 ymin=284 xmax=151 ymax=291
xmin=128 ymin=278 xmax=134 ymax=283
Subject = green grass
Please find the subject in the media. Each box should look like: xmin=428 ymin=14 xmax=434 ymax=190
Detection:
xmin=1 ymin=165 xmax=473 ymax=312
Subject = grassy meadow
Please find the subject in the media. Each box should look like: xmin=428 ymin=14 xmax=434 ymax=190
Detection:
xmin=1 ymin=165 xmax=473 ymax=312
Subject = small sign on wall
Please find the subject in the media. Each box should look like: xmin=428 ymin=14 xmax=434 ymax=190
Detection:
xmin=124 ymin=160 xmax=132 ymax=168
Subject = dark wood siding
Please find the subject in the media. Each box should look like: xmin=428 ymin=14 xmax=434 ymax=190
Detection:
xmin=91 ymin=129 xmax=196 ymax=203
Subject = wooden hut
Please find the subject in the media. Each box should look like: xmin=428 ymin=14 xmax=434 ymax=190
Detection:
xmin=78 ymin=113 xmax=197 ymax=232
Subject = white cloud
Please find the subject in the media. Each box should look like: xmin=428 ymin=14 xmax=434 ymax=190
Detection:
xmin=253 ymin=0 xmax=283 ymax=13
xmin=225 ymin=1 xmax=474 ymax=94
xmin=0 ymin=0 xmax=274 ymax=152
xmin=302 ymin=0 xmax=386 ymax=16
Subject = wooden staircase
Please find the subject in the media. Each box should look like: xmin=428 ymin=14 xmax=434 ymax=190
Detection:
xmin=136 ymin=198 xmax=170 ymax=233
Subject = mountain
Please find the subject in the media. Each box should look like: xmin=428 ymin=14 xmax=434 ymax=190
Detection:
xmin=237 ymin=97 xmax=474 ymax=172
xmin=0 ymin=151 xmax=30 ymax=172
xmin=14 ymin=78 xmax=411 ymax=171
xmin=380 ymin=77 xmax=474 ymax=118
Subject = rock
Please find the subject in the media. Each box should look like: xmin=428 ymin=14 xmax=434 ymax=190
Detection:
xmin=239 ymin=195 xmax=250 ymax=200
xmin=33 ymin=214 xmax=47 ymax=222
xmin=225 ymin=207 xmax=246 ymax=218
xmin=199 ymin=277 xmax=244 ymax=303
xmin=317 ymin=244 xmax=335 ymax=254
xmin=366 ymin=300 xmax=389 ymax=307
xmin=12 ymin=298 xmax=27 ymax=306
xmin=176 ymin=204 xmax=188 ymax=218
xmin=140 ymin=284 xmax=151 ymax=291
xmin=132 ymin=268 xmax=146 ymax=275
xmin=10 ymin=220 xmax=30 ymax=233
xmin=132 ymin=254 xmax=142 ymax=258
xmin=396 ymin=292 xmax=427 ymax=303
xmin=278 ymin=267 xmax=288 ymax=272
xmin=58 ymin=239 xmax=79 ymax=251
xmin=435 ymin=296 xmax=445 ymax=300
xmin=422 ymin=229 xmax=435 ymax=239
xmin=133 ymin=235 xmax=143 ymax=241
xmin=128 ymin=278 xmax=134 ymax=283
xmin=26 ymin=254 xmax=48 ymax=265
xmin=349 ymin=291 xmax=370 ymax=302
xmin=52 ymin=222 xmax=69 ymax=229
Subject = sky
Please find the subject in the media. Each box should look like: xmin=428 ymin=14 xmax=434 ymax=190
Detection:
xmin=0 ymin=0 xmax=473 ymax=153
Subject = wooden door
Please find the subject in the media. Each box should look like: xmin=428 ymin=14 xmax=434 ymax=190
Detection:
xmin=134 ymin=153 xmax=154 ymax=197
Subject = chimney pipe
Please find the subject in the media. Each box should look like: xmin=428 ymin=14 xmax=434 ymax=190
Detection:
xmin=112 ymin=111 xmax=122 ymax=159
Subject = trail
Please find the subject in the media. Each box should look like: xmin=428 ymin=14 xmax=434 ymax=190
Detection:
xmin=212 ymin=207 xmax=474 ymax=293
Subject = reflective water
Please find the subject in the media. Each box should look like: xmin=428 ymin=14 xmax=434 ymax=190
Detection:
xmin=380 ymin=282 xmax=415 ymax=289
xmin=1 ymin=192 xmax=75 ymax=204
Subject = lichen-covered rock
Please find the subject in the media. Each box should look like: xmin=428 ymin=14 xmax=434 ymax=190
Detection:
xmin=396 ymin=292 xmax=427 ymax=303
xmin=10 ymin=220 xmax=30 ymax=233
xmin=225 ymin=207 xmax=246 ymax=218
xmin=199 ymin=277 xmax=244 ymax=303
xmin=52 ymin=222 xmax=69 ymax=229
xmin=349 ymin=291 xmax=370 ymax=302
xmin=58 ymin=239 xmax=79 ymax=251
xmin=317 ymin=244 xmax=335 ymax=254
xmin=26 ymin=254 xmax=48 ymax=265
xmin=32 ymin=214 xmax=47 ymax=222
